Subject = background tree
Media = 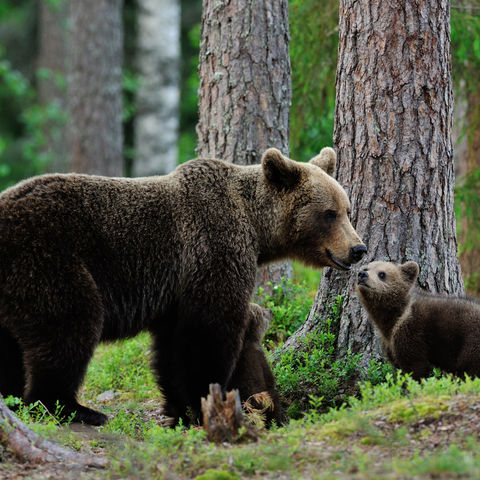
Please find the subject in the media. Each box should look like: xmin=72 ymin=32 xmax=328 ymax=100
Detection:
xmin=451 ymin=0 xmax=480 ymax=295
xmin=68 ymin=0 xmax=124 ymax=176
xmin=196 ymin=0 xmax=292 ymax=287
xmin=284 ymin=0 xmax=464 ymax=367
xmin=133 ymin=0 xmax=180 ymax=176
xmin=37 ymin=0 xmax=69 ymax=172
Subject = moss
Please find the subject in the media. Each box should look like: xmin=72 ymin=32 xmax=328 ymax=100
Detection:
xmin=386 ymin=396 xmax=449 ymax=423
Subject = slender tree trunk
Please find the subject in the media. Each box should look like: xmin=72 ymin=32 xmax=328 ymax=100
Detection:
xmin=37 ymin=0 xmax=70 ymax=172
xmin=196 ymin=0 xmax=292 ymax=288
xmin=68 ymin=0 xmax=124 ymax=176
xmin=133 ymin=0 xmax=180 ymax=176
xmin=284 ymin=0 xmax=464 ymax=366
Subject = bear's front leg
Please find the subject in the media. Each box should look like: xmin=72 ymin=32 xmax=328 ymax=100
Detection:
xmin=151 ymin=302 xmax=250 ymax=425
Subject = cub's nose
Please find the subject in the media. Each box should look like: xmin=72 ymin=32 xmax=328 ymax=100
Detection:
xmin=350 ymin=244 xmax=367 ymax=263
xmin=358 ymin=270 xmax=369 ymax=282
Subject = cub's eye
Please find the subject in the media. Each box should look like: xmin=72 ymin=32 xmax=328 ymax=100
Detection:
xmin=324 ymin=210 xmax=337 ymax=222
xmin=378 ymin=272 xmax=386 ymax=280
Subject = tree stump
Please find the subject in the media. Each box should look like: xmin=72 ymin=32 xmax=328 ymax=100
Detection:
xmin=201 ymin=384 xmax=257 ymax=443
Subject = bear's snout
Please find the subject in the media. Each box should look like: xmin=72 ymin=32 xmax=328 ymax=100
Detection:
xmin=350 ymin=244 xmax=367 ymax=263
xmin=357 ymin=270 xmax=369 ymax=284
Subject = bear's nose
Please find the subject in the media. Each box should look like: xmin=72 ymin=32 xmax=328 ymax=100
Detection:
xmin=350 ymin=244 xmax=367 ymax=263
xmin=358 ymin=270 xmax=369 ymax=281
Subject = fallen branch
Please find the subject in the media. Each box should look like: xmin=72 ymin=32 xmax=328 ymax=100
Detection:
xmin=0 ymin=395 xmax=106 ymax=468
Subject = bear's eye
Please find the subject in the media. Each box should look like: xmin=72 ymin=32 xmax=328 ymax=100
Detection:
xmin=324 ymin=210 xmax=337 ymax=222
xmin=378 ymin=272 xmax=386 ymax=280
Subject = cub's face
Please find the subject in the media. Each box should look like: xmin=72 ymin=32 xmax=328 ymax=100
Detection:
xmin=262 ymin=148 xmax=367 ymax=270
xmin=356 ymin=261 xmax=419 ymax=307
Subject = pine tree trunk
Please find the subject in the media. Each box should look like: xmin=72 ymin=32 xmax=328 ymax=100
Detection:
xmin=133 ymin=0 xmax=180 ymax=176
xmin=284 ymin=0 xmax=464 ymax=366
xmin=37 ymin=0 xmax=70 ymax=172
xmin=68 ymin=0 xmax=124 ymax=176
xmin=196 ymin=0 xmax=292 ymax=288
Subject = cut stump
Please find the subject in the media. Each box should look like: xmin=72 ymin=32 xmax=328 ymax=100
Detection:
xmin=201 ymin=383 xmax=257 ymax=443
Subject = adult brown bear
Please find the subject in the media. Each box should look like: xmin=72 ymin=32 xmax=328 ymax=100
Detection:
xmin=0 ymin=147 xmax=366 ymax=425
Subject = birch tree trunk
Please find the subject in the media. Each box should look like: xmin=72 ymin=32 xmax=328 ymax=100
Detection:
xmin=68 ymin=0 xmax=124 ymax=176
xmin=284 ymin=0 xmax=464 ymax=366
xmin=133 ymin=0 xmax=180 ymax=176
xmin=196 ymin=0 xmax=292 ymax=288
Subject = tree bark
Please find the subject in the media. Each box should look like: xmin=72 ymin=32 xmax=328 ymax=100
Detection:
xmin=37 ymin=0 xmax=70 ymax=172
xmin=196 ymin=0 xmax=292 ymax=288
xmin=68 ymin=0 xmax=124 ymax=176
xmin=284 ymin=0 xmax=464 ymax=366
xmin=0 ymin=396 xmax=105 ymax=467
xmin=133 ymin=0 xmax=180 ymax=176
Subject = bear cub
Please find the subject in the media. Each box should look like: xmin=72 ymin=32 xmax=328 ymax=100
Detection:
xmin=356 ymin=261 xmax=480 ymax=380
xmin=228 ymin=304 xmax=284 ymax=426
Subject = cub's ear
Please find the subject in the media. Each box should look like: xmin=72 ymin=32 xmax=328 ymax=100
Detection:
xmin=262 ymin=148 xmax=301 ymax=189
xmin=309 ymin=147 xmax=336 ymax=176
xmin=400 ymin=261 xmax=419 ymax=284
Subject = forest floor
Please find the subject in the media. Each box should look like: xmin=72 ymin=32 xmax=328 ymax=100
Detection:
xmin=1 ymin=333 xmax=480 ymax=479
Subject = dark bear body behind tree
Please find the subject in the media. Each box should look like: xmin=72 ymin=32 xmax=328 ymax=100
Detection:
xmin=356 ymin=261 xmax=480 ymax=380
xmin=0 ymin=148 xmax=366 ymax=425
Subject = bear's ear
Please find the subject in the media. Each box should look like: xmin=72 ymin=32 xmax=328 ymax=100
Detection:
xmin=309 ymin=147 xmax=336 ymax=176
xmin=400 ymin=261 xmax=419 ymax=284
xmin=262 ymin=148 xmax=301 ymax=189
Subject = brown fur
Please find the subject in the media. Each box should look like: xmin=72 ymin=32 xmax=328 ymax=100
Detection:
xmin=356 ymin=261 xmax=480 ymax=380
xmin=228 ymin=304 xmax=284 ymax=426
xmin=0 ymin=147 xmax=366 ymax=425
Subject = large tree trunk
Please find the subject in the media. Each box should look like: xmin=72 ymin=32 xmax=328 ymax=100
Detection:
xmin=37 ymin=0 xmax=70 ymax=172
xmin=67 ymin=0 xmax=124 ymax=176
xmin=133 ymin=0 xmax=180 ymax=176
xmin=284 ymin=0 xmax=464 ymax=366
xmin=196 ymin=0 xmax=292 ymax=288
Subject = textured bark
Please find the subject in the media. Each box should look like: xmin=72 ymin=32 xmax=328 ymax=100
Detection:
xmin=37 ymin=0 xmax=70 ymax=172
xmin=68 ymin=0 xmax=124 ymax=176
xmin=133 ymin=0 xmax=180 ymax=176
xmin=196 ymin=0 xmax=292 ymax=287
xmin=0 ymin=396 xmax=106 ymax=467
xmin=284 ymin=0 xmax=464 ymax=366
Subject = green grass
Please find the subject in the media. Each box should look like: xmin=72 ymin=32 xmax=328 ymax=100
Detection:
xmin=6 ymin=272 xmax=480 ymax=479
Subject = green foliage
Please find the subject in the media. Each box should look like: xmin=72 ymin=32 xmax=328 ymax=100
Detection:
xmin=289 ymin=0 xmax=338 ymax=159
xmin=0 ymin=57 xmax=67 ymax=190
xmin=179 ymin=22 xmax=201 ymax=164
xmin=273 ymin=295 xmax=362 ymax=416
xmin=364 ymin=357 xmax=395 ymax=386
xmin=3 ymin=395 xmax=74 ymax=426
xmin=194 ymin=469 xmax=240 ymax=480
xmin=255 ymin=277 xmax=313 ymax=348
xmin=82 ymin=332 xmax=157 ymax=403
